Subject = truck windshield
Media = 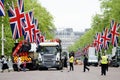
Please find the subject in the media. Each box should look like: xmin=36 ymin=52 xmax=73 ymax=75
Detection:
xmin=40 ymin=46 xmax=58 ymax=54
xmin=89 ymin=56 xmax=98 ymax=60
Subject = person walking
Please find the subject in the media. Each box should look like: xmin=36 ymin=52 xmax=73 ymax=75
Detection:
xmin=17 ymin=55 xmax=22 ymax=72
xmin=69 ymin=55 xmax=74 ymax=71
xmin=83 ymin=55 xmax=89 ymax=72
xmin=100 ymin=53 xmax=108 ymax=76
xmin=22 ymin=60 xmax=26 ymax=72
xmin=1 ymin=55 xmax=10 ymax=73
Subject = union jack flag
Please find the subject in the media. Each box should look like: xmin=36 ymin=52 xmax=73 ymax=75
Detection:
xmin=110 ymin=20 xmax=120 ymax=47
xmin=95 ymin=33 xmax=102 ymax=52
xmin=82 ymin=46 xmax=87 ymax=54
xmin=24 ymin=11 xmax=35 ymax=42
xmin=7 ymin=0 xmax=24 ymax=39
xmin=93 ymin=39 xmax=97 ymax=47
xmin=34 ymin=19 xmax=40 ymax=44
xmin=0 ymin=0 xmax=5 ymax=16
xmin=40 ymin=35 xmax=45 ymax=42
xmin=101 ymin=28 xmax=111 ymax=49
xmin=82 ymin=44 xmax=91 ymax=55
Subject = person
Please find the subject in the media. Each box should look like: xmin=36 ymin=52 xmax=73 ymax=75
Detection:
xmin=69 ymin=55 xmax=74 ymax=71
xmin=74 ymin=59 xmax=78 ymax=65
xmin=17 ymin=55 xmax=22 ymax=72
xmin=69 ymin=51 xmax=75 ymax=57
xmin=100 ymin=53 xmax=108 ymax=76
xmin=22 ymin=60 xmax=26 ymax=72
xmin=83 ymin=55 xmax=89 ymax=72
xmin=0 ymin=55 xmax=10 ymax=72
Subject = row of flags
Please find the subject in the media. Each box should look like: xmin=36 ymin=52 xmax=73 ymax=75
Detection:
xmin=82 ymin=20 xmax=120 ymax=54
xmin=0 ymin=0 xmax=45 ymax=44
xmin=1 ymin=0 xmax=120 ymax=51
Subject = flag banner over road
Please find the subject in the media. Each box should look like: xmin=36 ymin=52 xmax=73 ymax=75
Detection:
xmin=0 ymin=0 xmax=5 ymax=16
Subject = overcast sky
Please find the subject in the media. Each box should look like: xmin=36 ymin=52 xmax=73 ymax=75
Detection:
xmin=38 ymin=0 xmax=101 ymax=32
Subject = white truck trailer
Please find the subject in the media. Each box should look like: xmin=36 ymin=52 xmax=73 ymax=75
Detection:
xmin=88 ymin=47 xmax=98 ymax=66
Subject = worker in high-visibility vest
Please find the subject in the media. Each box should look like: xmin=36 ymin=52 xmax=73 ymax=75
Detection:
xmin=100 ymin=54 xmax=108 ymax=76
xmin=69 ymin=56 xmax=74 ymax=71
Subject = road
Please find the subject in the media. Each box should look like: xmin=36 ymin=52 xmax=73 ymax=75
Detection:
xmin=0 ymin=65 xmax=120 ymax=80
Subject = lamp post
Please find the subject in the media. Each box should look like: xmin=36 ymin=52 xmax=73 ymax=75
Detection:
xmin=1 ymin=16 xmax=5 ymax=55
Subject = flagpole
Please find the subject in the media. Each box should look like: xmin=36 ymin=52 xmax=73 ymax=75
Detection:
xmin=1 ymin=16 xmax=5 ymax=55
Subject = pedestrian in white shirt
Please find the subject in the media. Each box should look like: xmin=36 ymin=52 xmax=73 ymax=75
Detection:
xmin=17 ymin=56 xmax=22 ymax=72
xmin=1 ymin=55 xmax=10 ymax=73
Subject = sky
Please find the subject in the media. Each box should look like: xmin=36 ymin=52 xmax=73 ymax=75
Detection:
xmin=38 ymin=0 xmax=101 ymax=32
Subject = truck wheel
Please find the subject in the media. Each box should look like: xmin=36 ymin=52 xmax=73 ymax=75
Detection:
xmin=56 ymin=67 xmax=60 ymax=70
xmin=57 ymin=66 xmax=63 ymax=70
xmin=38 ymin=67 xmax=42 ymax=70
xmin=94 ymin=63 xmax=98 ymax=67
xmin=115 ymin=64 xmax=119 ymax=67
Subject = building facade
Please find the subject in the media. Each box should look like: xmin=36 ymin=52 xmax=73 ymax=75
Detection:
xmin=55 ymin=28 xmax=84 ymax=51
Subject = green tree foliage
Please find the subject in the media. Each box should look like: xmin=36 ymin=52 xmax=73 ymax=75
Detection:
xmin=68 ymin=0 xmax=120 ymax=54
xmin=24 ymin=0 xmax=56 ymax=39
xmin=0 ymin=0 xmax=55 ymax=56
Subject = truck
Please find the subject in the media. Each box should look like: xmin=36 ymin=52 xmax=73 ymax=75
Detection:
xmin=36 ymin=39 xmax=63 ymax=70
xmin=87 ymin=47 xmax=98 ymax=66
xmin=12 ymin=40 xmax=38 ymax=71
xmin=109 ymin=47 xmax=120 ymax=67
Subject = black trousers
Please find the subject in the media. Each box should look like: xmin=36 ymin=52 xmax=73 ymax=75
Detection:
xmin=69 ymin=63 xmax=74 ymax=71
xmin=101 ymin=64 xmax=107 ymax=75
xmin=83 ymin=64 xmax=89 ymax=72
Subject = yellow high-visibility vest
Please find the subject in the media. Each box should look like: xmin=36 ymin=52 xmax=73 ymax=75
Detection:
xmin=69 ymin=56 xmax=74 ymax=63
xmin=101 ymin=56 xmax=108 ymax=64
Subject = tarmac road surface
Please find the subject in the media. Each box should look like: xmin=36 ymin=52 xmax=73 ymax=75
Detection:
xmin=0 ymin=65 xmax=120 ymax=80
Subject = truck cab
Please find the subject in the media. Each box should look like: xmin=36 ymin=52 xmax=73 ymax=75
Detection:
xmin=36 ymin=39 xmax=63 ymax=70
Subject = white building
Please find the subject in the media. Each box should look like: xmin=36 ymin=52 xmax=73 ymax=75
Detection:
xmin=55 ymin=28 xmax=84 ymax=51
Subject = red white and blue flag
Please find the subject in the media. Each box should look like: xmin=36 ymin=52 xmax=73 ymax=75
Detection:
xmin=34 ymin=19 xmax=40 ymax=44
xmin=95 ymin=33 xmax=102 ymax=52
xmin=40 ymin=35 xmax=45 ymax=42
xmin=24 ymin=11 xmax=35 ymax=42
xmin=8 ymin=0 xmax=25 ymax=39
xmin=82 ymin=46 xmax=88 ymax=54
xmin=110 ymin=20 xmax=120 ymax=47
xmin=101 ymin=28 xmax=111 ymax=49
xmin=82 ymin=44 xmax=91 ymax=54
xmin=0 ymin=0 xmax=5 ymax=16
